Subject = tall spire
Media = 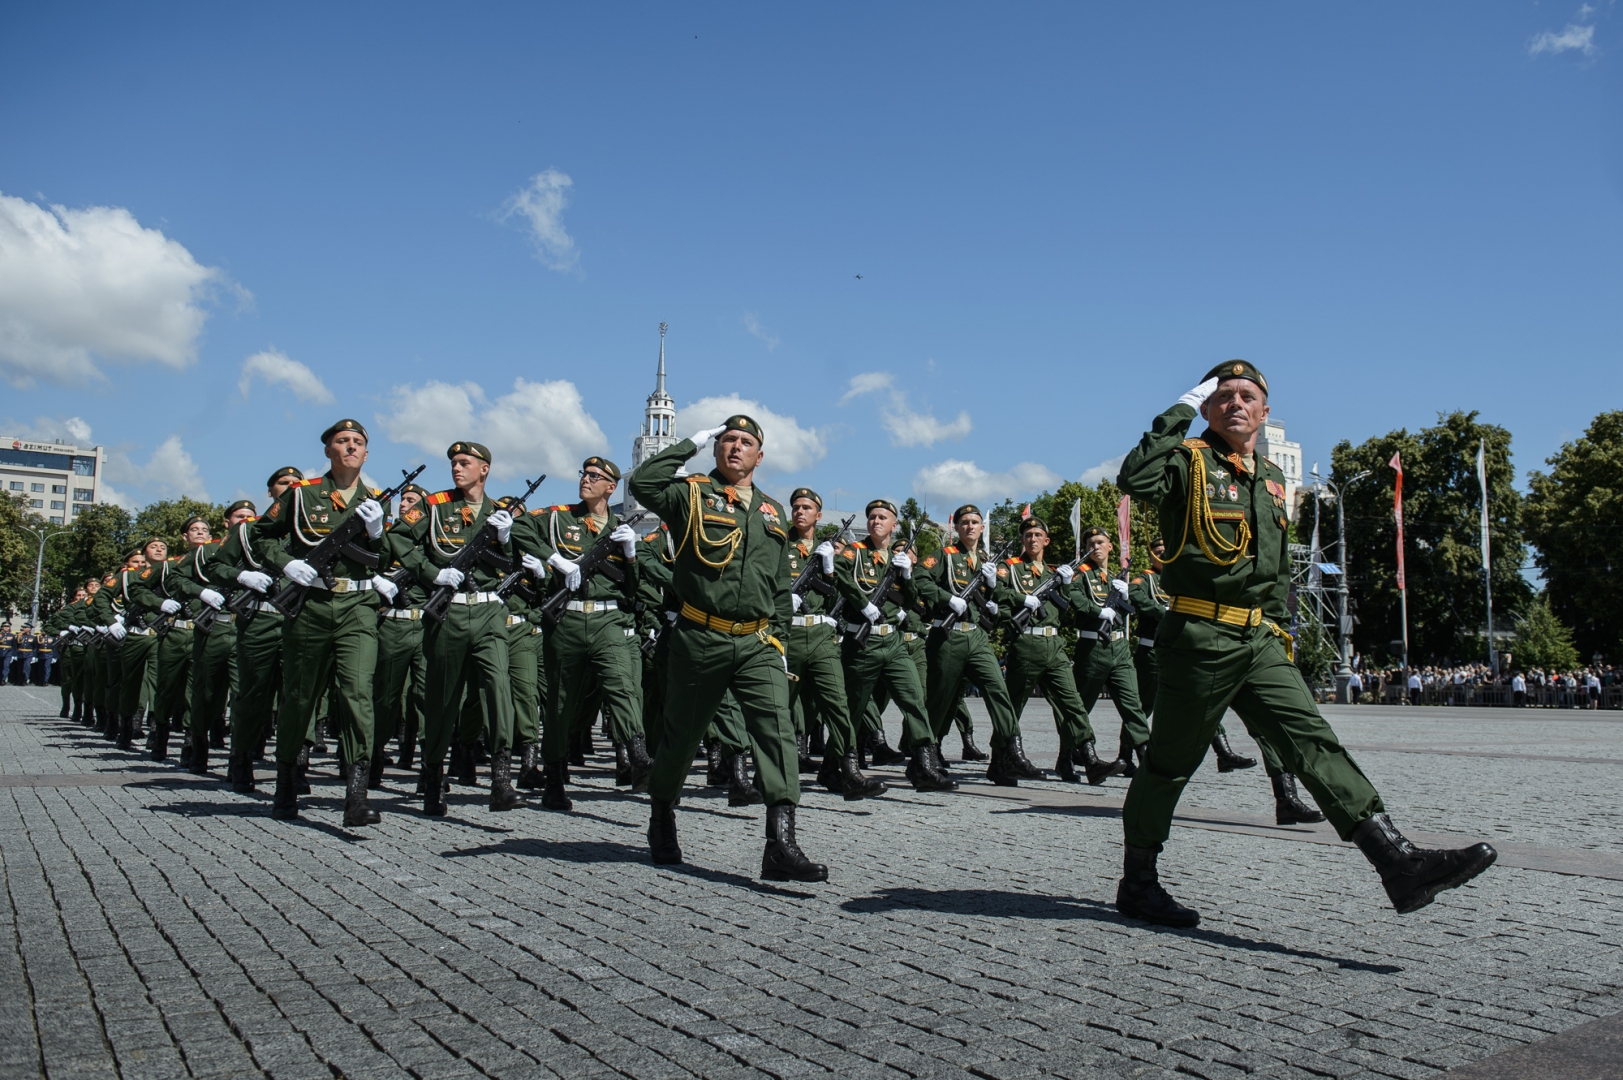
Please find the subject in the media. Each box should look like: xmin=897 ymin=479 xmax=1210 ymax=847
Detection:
xmin=656 ymin=321 xmax=667 ymax=396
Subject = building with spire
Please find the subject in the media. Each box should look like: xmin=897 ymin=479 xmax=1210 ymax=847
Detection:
xmin=623 ymin=322 xmax=677 ymax=516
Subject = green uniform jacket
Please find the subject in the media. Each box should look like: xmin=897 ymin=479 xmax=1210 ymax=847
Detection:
xmin=1068 ymin=564 xmax=1119 ymax=630
xmin=626 ymin=439 xmax=792 ymax=636
xmin=833 ymin=539 xmax=919 ymax=628
xmin=165 ymin=542 xmax=225 ymax=613
xmin=915 ymin=544 xmax=994 ymax=629
xmin=636 ymin=524 xmax=678 ymax=628
xmin=993 ymin=556 xmax=1066 ymax=631
xmin=529 ymin=502 xmax=639 ymax=609
xmin=246 ymin=472 xmax=390 ymax=583
xmin=786 ymin=535 xmax=838 ymax=618
xmin=1129 ymin=568 xmax=1169 ymax=641
xmin=1116 ymin=403 xmax=1291 ymax=620
xmin=124 ymin=558 xmax=190 ymax=623
xmin=92 ymin=570 xmax=134 ymax=627
xmin=392 ymin=489 xmax=511 ymax=590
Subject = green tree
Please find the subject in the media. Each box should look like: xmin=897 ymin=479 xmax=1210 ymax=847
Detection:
xmin=988 ymin=480 xmax=1160 ymax=571
xmin=1292 ymin=607 xmax=1337 ymax=690
xmin=133 ymin=498 xmax=226 ymax=552
xmin=1524 ymin=411 xmax=1623 ymax=661
xmin=0 ymin=492 xmax=43 ymax=618
xmin=1330 ymin=411 xmax=1530 ymax=665
xmin=898 ymin=497 xmax=944 ymax=558
xmin=1512 ymin=594 xmax=1581 ymax=671
xmin=48 ymin=503 xmax=134 ymax=603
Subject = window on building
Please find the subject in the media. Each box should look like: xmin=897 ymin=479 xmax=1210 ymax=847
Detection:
xmin=7 ymin=481 xmax=20 ymax=491
xmin=31 ymin=483 xmax=44 ymax=492
xmin=71 ymin=456 xmax=96 ymax=476
xmin=49 ymin=516 xmax=62 ymax=524
xmin=50 ymin=500 xmax=64 ymax=510
xmin=74 ymin=489 xmax=93 ymax=502
xmin=71 ymin=505 xmax=83 ymax=516
xmin=52 ymin=484 xmax=66 ymax=494
xmin=29 ymin=499 xmax=43 ymax=508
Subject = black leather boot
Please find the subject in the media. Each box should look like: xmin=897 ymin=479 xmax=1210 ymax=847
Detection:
xmin=959 ymin=731 xmax=988 ymax=762
xmin=985 ymin=746 xmax=1019 ymax=787
xmin=422 ymin=760 xmax=447 ymax=816
xmin=541 ymin=761 xmax=573 ymax=812
xmin=613 ymin=742 xmax=633 ymax=786
xmin=906 ymin=744 xmax=958 ymax=792
xmin=272 ymin=762 xmax=299 ymax=820
xmin=473 ymin=738 xmax=490 ymax=766
xmin=762 ymin=804 xmax=828 ymax=882
xmin=816 ymin=752 xmax=844 ymax=794
xmin=367 ymin=746 xmax=388 ymax=790
xmin=189 ymin=739 xmax=209 ymax=776
xmin=312 ymin=719 xmax=327 ymax=754
xmin=230 ymin=751 xmax=255 ymax=794
xmin=456 ymin=743 xmax=478 ymax=786
xmin=129 ymin=708 xmax=146 ymax=742
xmin=151 ymin=722 xmax=170 ymax=762
xmin=727 ymin=753 xmax=763 ymax=807
xmin=839 ymin=752 xmax=886 ymax=801
xmin=648 ymin=799 xmax=682 ymax=864
xmin=1054 ymin=747 xmax=1081 ymax=783
xmin=178 ymin=734 xmax=194 ymax=769
xmin=705 ymin=739 xmax=727 ymax=787
xmin=71 ymin=702 xmax=82 ymax=724
xmin=568 ymin=728 xmax=587 ymax=768
xmin=1272 ymin=773 xmax=1327 ymax=824
xmin=1077 ymin=739 xmax=1126 ymax=785
xmin=343 ymin=761 xmax=380 ymax=827
xmin=797 ymin=733 xmax=815 ymax=774
xmin=865 ymin=729 xmax=906 ymax=767
xmin=1351 ymin=813 xmax=1497 ymax=914
xmin=59 ymin=701 xmax=69 ymax=719
xmin=396 ymin=726 xmax=416 ymax=772
xmin=1116 ymin=845 xmax=1199 ymax=927
xmin=92 ymin=704 xmax=107 ymax=735
xmin=808 ymin=724 xmax=824 ymax=756
xmin=488 ymin=749 xmax=525 ymax=811
xmin=1004 ymin=735 xmax=1044 ymax=781
xmin=1212 ymin=731 xmax=1257 ymax=772
xmin=516 ymin=742 xmax=544 ymax=789
xmin=1116 ymin=734 xmax=1141 ymax=779
xmin=625 ymin=734 xmax=653 ymax=792
xmin=295 ymin=743 xmax=312 ymax=793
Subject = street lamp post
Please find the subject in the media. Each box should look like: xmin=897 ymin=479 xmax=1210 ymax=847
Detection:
xmin=1311 ymin=468 xmax=1371 ymax=704
xmin=18 ymin=522 xmax=71 ymax=628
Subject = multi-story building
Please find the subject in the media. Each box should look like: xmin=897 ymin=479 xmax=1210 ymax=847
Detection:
xmin=622 ymin=322 xmax=678 ymax=518
xmin=1257 ymin=419 xmax=1303 ymax=522
xmin=0 ymin=437 xmax=104 ymax=524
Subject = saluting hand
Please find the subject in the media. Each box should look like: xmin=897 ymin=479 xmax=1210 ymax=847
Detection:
xmin=689 ymin=424 xmax=728 ymax=452
xmin=1178 ymin=376 xmax=1220 ymax=410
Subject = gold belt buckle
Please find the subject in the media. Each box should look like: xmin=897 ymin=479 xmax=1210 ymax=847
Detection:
xmin=1248 ymin=608 xmax=1262 ymax=626
xmin=731 ymin=621 xmax=744 ymax=635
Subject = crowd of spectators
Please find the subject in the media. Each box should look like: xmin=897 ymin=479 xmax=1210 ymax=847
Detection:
xmin=1335 ymin=657 xmax=1621 ymax=709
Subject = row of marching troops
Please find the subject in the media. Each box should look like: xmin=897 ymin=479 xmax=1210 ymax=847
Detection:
xmin=35 ymin=359 xmax=1500 ymax=925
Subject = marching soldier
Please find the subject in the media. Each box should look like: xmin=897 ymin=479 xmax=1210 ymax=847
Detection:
xmin=371 ymin=482 xmax=429 ymax=785
xmin=917 ymin=505 xmax=1042 ymax=786
xmin=126 ymin=533 xmax=198 ymax=759
xmin=485 ymin=493 xmax=546 ymax=794
xmin=46 ymin=585 xmax=89 ymax=717
xmin=628 ymin=416 xmax=827 ymax=881
xmin=0 ymin=624 xmax=16 ymax=685
xmin=1114 ymin=360 xmax=1495 ymax=926
xmin=161 ymin=513 xmax=243 ymax=773
xmin=88 ymin=553 xmax=140 ymax=738
xmin=112 ymin=539 xmax=168 ymax=749
xmin=1070 ymin=527 xmax=1153 ymax=776
xmin=392 ymin=440 xmax=523 ymax=817
xmin=996 ymin=517 xmax=1124 ymax=784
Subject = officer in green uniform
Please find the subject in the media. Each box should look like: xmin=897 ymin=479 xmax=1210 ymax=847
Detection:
xmin=80 ymin=575 xmax=112 ymax=728
xmin=90 ymin=555 xmax=141 ymax=739
xmin=996 ymin=517 xmax=1124 ymax=784
xmin=486 ymin=493 xmax=547 ymax=793
xmin=371 ymin=482 xmax=429 ymax=785
xmin=46 ymin=586 xmax=89 ymax=717
xmin=520 ymin=456 xmax=647 ymax=811
xmin=834 ymin=500 xmax=956 ymax=793
xmin=786 ymin=488 xmax=884 ymax=800
xmin=1114 ymin=360 xmax=1496 ymax=925
xmin=112 ymin=539 xmax=168 ymax=748
xmin=917 ymin=504 xmax=1042 ymax=786
xmin=628 ymin=415 xmax=827 ymax=882
xmin=241 ymin=419 xmax=393 ymax=825
xmin=1070 ymin=527 xmax=1154 ymax=775
xmin=392 ymin=440 xmax=524 ymax=817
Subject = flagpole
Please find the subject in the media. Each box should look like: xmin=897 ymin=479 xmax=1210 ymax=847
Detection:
xmin=1390 ymin=452 xmax=1409 ymax=685
xmin=1478 ymin=439 xmax=1496 ymax=675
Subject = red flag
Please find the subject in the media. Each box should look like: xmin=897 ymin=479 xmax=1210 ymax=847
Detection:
xmin=1389 ymin=452 xmax=1405 ymax=590
xmin=1116 ymin=494 xmax=1132 ymax=570
xmin=1020 ymin=503 xmax=1031 ymax=520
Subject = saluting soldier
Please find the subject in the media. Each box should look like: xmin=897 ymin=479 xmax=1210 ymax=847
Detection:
xmin=1070 ymin=527 xmax=1154 ymax=776
xmin=392 ymin=440 xmax=523 ymax=817
xmin=996 ymin=517 xmax=1125 ymax=784
xmin=628 ymin=416 xmax=827 ymax=881
xmin=1113 ymin=360 xmax=1495 ymax=926
xmin=371 ymin=482 xmax=429 ymax=784
xmin=917 ymin=505 xmax=1042 ymax=786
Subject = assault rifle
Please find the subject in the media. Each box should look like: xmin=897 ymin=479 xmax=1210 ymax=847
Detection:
xmin=269 ymin=464 xmax=427 ymax=620
xmin=422 ymin=474 xmax=547 ymax=625
xmin=538 ymin=510 xmax=648 ymax=626
xmin=1009 ymin=557 xmax=1084 ymax=631
xmin=934 ymin=537 xmax=1018 ymax=634
xmin=850 ymin=521 xmax=919 ymax=649
xmin=791 ymin=514 xmax=855 ymax=603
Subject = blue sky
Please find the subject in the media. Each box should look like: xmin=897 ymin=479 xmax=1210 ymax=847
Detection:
xmin=1 ymin=3 xmax=1617 ymax=518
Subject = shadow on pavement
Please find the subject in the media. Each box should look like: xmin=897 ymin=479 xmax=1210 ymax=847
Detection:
xmin=440 ymin=836 xmax=818 ymax=898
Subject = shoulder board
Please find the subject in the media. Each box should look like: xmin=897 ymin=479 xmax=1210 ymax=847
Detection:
xmin=294 ymin=477 xmax=323 ymax=488
xmin=168 ymin=555 xmax=183 ymax=562
xmin=401 ymin=507 xmax=423 ymax=525
xmin=370 ymin=487 xmax=383 ymax=497
xmin=427 ymin=491 xmax=453 ymax=505
xmin=684 ymin=475 xmax=707 ymax=485
xmin=944 ymin=545 xmax=960 ymax=554
xmin=102 ymin=575 xmax=116 ymax=586
xmin=1131 ymin=576 xmax=1144 ymax=584
xmin=1181 ymin=438 xmax=1210 ymax=450
xmin=1006 ymin=557 xmax=1021 ymax=565
xmin=850 ymin=541 xmax=868 ymax=550
xmin=548 ymin=504 xmax=570 ymax=512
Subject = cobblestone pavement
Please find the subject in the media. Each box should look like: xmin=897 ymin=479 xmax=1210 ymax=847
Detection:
xmin=3 ymin=685 xmax=1621 ymax=1079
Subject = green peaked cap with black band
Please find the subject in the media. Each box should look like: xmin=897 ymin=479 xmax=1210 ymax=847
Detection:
xmin=789 ymin=487 xmax=822 ymax=508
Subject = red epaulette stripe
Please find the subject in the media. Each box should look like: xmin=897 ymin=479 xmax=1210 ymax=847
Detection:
xmin=426 ymin=491 xmax=453 ymax=505
xmin=294 ymin=477 xmax=323 ymax=488
xmin=1005 ymin=557 xmax=1021 ymax=565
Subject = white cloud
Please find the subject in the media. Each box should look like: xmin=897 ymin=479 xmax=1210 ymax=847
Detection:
xmin=839 ymin=371 xmax=894 ymax=405
xmin=913 ymin=459 xmax=1063 ymax=507
xmin=1079 ymin=454 xmax=1127 ymax=487
xmin=2 ymin=414 xmax=94 ymax=445
xmin=500 ymin=169 xmax=579 ymax=272
xmin=380 ymin=378 xmax=608 ymax=482
xmin=0 ymin=191 xmax=233 ymax=386
xmin=673 ymin=395 xmax=828 ymax=474
xmin=103 ymin=434 xmax=210 ymax=506
xmin=239 ymin=348 xmax=334 ymax=404
xmin=741 ymin=313 xmax=780 ymax=351
xmin=1529 ymin=23 xmax=1596 ymax=56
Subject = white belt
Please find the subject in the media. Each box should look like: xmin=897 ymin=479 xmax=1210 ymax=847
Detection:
xmin=903 ymin=632 xmax=919 ymax=642
xmin=1078 ymin=629 xmax=1124 ymax=641
xmin=846 ymin=622 xmax=895 ymax=637
xmin=318 ymin=577 xmax=372 ymax=594
xmin=1138 ymin=637 xmax=1156 ymax=648
xmin=930 ymin=620 xmax=979 ymax=633
xmin=791 ymin=614 xmax=836 ymax=628
xmin=449 ymin=592 xmax=501 ymax=605
xmin=382 ymin=608 xmax=423 ymax=620
xmin=1023 ymin=626 xmax=1059 ymax=637
xmin=171 ymin=620 xmax=194 ymax=631
xmin=565 ymin=599 xmax=620 ymax=614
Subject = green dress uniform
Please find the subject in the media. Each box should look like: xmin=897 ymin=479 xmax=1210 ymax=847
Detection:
xmin=110 ymin=570 xmax=160 ymax=746
xmin=392 ymin=483 xmax=523 ymax=814
xmin=1070 ymin=562 xmax=1153 ymax=766
xmin=44 ymin=605 xmax=79 ymax=717
xmin=915 ymin=544 xmax=1038 ymax=785
xmin=371 ymin=547 xmax=427 ymax=782
xmin=53 ymin=596 xmax=92 ymax=720
xmin=995 ymin=556 xmax=1125 ymax=784
xmin=126 ymin=556 xmax=201 ymax=759
xmin=164 ymin=541 xmax=238 ymax=773
xmin=87 ymin=572 xmax=129 ymax=736
xmin=209 ymin=520 xmax=289 ymax=792
xmin=634 ymin=524 xmax=678 ymax=758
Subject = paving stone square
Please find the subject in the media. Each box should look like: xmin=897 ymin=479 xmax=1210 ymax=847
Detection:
xmin=2 ymin=684 xmax=1621 ymax=1079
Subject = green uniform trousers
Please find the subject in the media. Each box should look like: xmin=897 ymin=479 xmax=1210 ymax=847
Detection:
xmin=373 ymin=614 xmax=424 ymax=748
xmin=154 ymin=628 xmax=194 ymax=726
xmin=59 ymin=645 xmax=82 ymax=714
xmin=1138 ymin=639 xmax=1280 ymax=773
xmin=229 ymin=612 xmax=284 ymax=759
xmin=117 ymin=632 xmax=159 ymax=721
xmin=648 ymin=622 xmax=798 ymax=806
xmin=188 ymin=622 xmax=236 ymax=747
xmin=1006 ymin=633 xmax=1096 ymax=750
xmin=1122 ymin=617 xmax=1384 ymax=848
xmin=420 ymin=600 xmax=512 ymax=765
xmin=542 ymin=611 xmax=641 ymax=765
xmin=81 ymin=641 xmax=100 ymax=712
xmin=842 ymin=630 xmax=935 ymax=750
xmin=275 ymin=594 xmax=378 ymax=767
xmin=1075 ymin=633 xmax=1150 ymax=749
xmin=97 ymin=638 xmax=123 ymax=724
xmin=641 ymin=629 xmax=669 ymax=755
xmin=507 ymin=619 xmax=542 ymax=747
xmin=925 ymin=625 xmax=1018 ymax=747
xmin=708 ymin=690 xmax=750 ymax=756
xmin=788 ymin=623 xmax=857 ymax=756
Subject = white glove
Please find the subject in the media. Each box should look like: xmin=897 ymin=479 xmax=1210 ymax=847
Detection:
xmin=815 ymin=541 xmax=835 ymax=574
xmin=1056 ymin=564 xmax=1075 ymax=584
xmin=109 ymin=621 xmax=127 ymax=641
xmin=892 ymin=551 xmax=912 ymax=579
xmin=1099 ymin=606 xmax=1118 ymax=625
xmin=548 ymin=552 xmax=582 ymax=591
xmin=860 ymin=602 xmax=882 ymax=623
xmin=791 ymin=593 xmax=804 ymax=613
xmin=488 ymin=509 xmax=513 ymax=544
xmin=160 ymin=599 xmax=182 ymax=615
xmin=896 ymin=610 xmax=908 ymax=625
xmin=980 ymin=562 xmax=998 ymax=587
xmin=283 ymin=559 xmax=319 ymax=587
xmin=433 ymin=567 xmax=465 ymax=589
xmin=1023 ymin=594 xmax=1042 ymax=612
xmin=1111 ymin=578 xmax=1129 ymax=599
xmin=69 ymin=625 xmax=81 ymax=634
xmin=356 ymin=498 xmax=385 ymax=540
xmin=689 ymin=424 xmax=729 ymax=452
xmin=58 ymin=630 xmax=68 ymax=639
xmin=984 ymin=600 xmax=998 ymax=617
xmin=611 ymin=522 xmax=637 ymax=558
xmin=521 ymin=553 xmax=546 ymax=576
xmin=199 ymin=589 xmax=225 ymax=610
xmin=1178 ymin=376 xmax=1220 ymax=410
xmin=948 ymin=596 xmax=968 ymax=616
xmin=237 ymin=569 xmax=273 ymax=593
xmin=370 ymin=575 xmax=399 ymax=602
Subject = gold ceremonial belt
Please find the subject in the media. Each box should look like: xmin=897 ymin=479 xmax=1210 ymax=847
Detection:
xmin=680 ymin=602 xmax=770 ymax=636
xmin=1167 ymin=596 xmax=1263 ymax=627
